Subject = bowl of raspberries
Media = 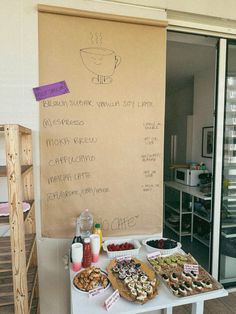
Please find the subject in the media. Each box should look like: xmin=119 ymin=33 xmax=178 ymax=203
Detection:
xmin=142 ymin=237 xmax=182 ymax=255
xmin=103 ymin=239 xmax=141 ymax=258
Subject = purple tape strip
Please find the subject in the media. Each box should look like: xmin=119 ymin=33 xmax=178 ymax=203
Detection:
xmin=33 ymin=80 xmax=69 ymax=101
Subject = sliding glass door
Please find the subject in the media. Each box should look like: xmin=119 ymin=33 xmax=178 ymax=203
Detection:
xmin=163 ymin=33 xmax=236 ymax=286
xmin=220 ymin=41 xmax=236 ymax=287
xmin=164 ymin=32 xmax=218 ymax=272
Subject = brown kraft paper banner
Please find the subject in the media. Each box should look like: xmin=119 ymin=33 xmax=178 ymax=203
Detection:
xmin=39 ymin=9 xmax=166 ymax=238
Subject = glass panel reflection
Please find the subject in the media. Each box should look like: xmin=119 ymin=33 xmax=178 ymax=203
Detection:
xmin=220 ymin=43 xmax=236 ymax=286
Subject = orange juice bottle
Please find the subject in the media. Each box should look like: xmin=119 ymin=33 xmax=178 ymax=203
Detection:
xmin=93 ymin=223 xmax=102 ymax=251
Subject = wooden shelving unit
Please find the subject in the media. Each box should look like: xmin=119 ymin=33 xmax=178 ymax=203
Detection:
xmin=0 ymin=124 xmax=39 ymax=314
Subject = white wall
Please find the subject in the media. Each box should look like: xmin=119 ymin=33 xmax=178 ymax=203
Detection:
xmin=114 ymin=0 xmax=236 ymax=21
xmin=191 ymin=65 xmax=216 ymax=172
xmin=0 ymin=1 xmax=234 ymax=313
xmin=164 ymin=81 xmax=193 ymax=180
xmin=0 ymin=1 xmax=167 ymax=313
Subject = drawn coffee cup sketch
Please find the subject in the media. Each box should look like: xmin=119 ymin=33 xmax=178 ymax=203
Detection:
xmin=80 ymin=47 xmax=121 ymax=84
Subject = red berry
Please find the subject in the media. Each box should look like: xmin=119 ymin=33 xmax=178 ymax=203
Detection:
xmin=158 ymin=239 xmax=164 ymax=249
xmin=109 ymin=244 xmax=115 ymax=251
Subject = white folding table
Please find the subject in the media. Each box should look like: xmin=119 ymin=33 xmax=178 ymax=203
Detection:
xmin=70 ymin=246 xmax=228 ymax=314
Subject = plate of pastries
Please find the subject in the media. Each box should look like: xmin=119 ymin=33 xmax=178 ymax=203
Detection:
xmin=73 ymin=266 xmax=110 ymax=293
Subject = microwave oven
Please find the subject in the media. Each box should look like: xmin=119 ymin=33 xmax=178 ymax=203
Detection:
xmin=174 ymin=168 xmax=207 ymax=186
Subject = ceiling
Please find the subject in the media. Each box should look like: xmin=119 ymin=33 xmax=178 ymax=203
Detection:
xmin=166 ymin=32 xmax=218 ymax=93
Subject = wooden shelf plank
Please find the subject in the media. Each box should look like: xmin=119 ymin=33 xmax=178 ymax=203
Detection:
xmin=0 ymin=165 xmax=33 ymax=177
xmin=0 ymin=234 xmax=36 ymax=273
xmin=0 ymin=239 xmax=36 ymax=264
xmin=0 ymin=233 xmax=35 ymax=244
xmin=0 ymin=166 xmax=7 ymax=177
xmin=0 ymin=267 xmax=37 ymax=309
xmin=0 ymin=268 xmax=36 ymax=287
xmin=0 ymin=271 xmax=12 ymax=285
xmin=0 ymin=303 xmax=15 ymax=313
xmin=0 ymin=268 xmax=36 ymax=295
xmin=0 ymin=125 xmax=31 ymax=135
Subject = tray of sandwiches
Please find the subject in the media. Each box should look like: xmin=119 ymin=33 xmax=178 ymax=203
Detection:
xmin=147 ymin=253 xmax=223 ymax=297
xmin=107 ymin=257 xmax=159 ymax=304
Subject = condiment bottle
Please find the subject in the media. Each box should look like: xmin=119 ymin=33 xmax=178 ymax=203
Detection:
xmin=82 ymin=237 xmax=92 ymax=268
xmin=72 ymin=235 xmax=83 ymax=245
xmin=71 ymin=235 xmax=83 ymax=263
xmin=93 ymin=223 xmax=102 ymax=251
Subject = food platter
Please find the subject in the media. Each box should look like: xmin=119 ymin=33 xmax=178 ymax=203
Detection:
xmin=107 ymin=257 xmax=159 ymax=304
xmin=73 ymin=267 xmax=110 ymax=293
xmin=147 ymin=253 xmax=223 ymax=297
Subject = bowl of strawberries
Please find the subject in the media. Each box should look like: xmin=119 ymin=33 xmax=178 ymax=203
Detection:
xmin=103 ymin=238 xmax=141 ymax=258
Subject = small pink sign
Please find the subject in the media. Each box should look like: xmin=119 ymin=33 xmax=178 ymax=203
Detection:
xmin=184 ymin=264 xmax=199 ymax=274
xmin=89 ymin=287 xmax=105 ymax=298
xmin=116 ymin=255 xmax=131 ymax=262
xmin=104 ymin=289 xmax=120 ymax=311
xmin=33 ymin=80 xmax=69 ymax=101
xmin=147 ymin=251 xmax=161 ymax=260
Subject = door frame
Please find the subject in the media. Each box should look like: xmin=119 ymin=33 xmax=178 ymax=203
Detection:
xmin=166 ymin=19 xmax=229 ymax=280
xmin=211 ymin=39 xmax=227 ymax=279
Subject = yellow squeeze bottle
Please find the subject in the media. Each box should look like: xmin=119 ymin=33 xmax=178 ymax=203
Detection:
xmin=93 ymin=223 xmax=102 ymax=251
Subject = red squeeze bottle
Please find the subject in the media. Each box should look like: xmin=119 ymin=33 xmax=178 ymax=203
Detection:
xmin=82 ymin=238 xmax=92 ymax=268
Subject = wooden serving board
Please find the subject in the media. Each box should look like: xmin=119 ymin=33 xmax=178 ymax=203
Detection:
xmin=107 ymin=257 xmax=159 ymax=304
xmin=161 ymin=266 xmax=223 ymax=298
xmin=147 ymin=253 xmax=223 ymax=297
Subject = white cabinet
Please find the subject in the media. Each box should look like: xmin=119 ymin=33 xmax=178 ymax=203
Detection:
xmin=164 ymin=181 xmax=212 ymax=270
xmin=164 ymin=182 xmax=193 ymax=243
